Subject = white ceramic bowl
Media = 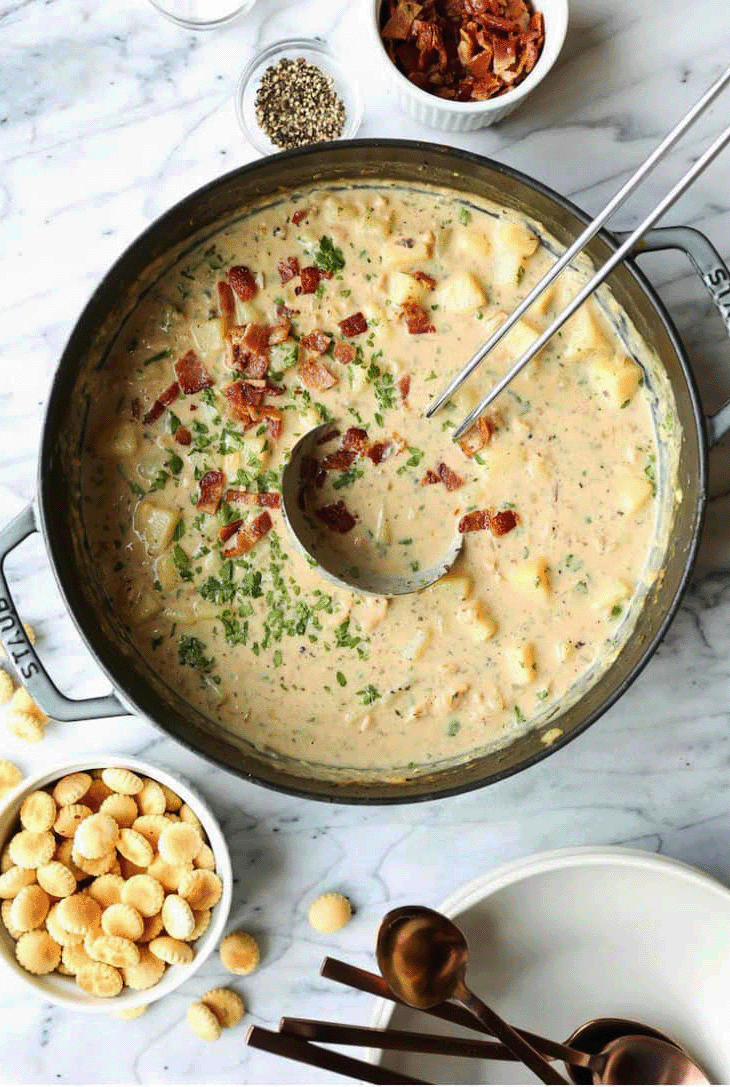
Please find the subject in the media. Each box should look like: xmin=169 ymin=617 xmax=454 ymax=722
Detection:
xmin=369 ymin=0 xmax=568 ymax=131
xmin=0 ymin=755 xmax=232 ymax=1012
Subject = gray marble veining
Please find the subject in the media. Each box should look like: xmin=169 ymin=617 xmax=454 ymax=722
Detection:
xmin=1 ymin=0 xmax=730 ymax=1081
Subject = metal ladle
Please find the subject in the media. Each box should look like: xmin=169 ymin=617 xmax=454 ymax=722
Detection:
xmin=281 ymin=423 xmax=462 ymax=597
xmin=376 ymin=907 xmax=709 ymax=1086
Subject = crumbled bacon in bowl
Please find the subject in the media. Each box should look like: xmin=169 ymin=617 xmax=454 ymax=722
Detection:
xmin=379 ymin=0 xmax=546 ymax=104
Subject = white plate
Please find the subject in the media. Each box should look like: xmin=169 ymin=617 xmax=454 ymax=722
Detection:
xmin=370 ymin=847 xmax=730 ymax=1083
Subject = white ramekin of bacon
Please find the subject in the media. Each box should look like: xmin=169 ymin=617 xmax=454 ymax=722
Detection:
xmin=371 ymin=0 xmax=568 ymax=130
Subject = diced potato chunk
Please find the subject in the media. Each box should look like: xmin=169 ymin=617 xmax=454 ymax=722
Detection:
xmin=457 ymin=599 xmax=497 ymax=642
xmin=590 ymin=354 xmax=642 ymax=407
xmin=322 ymin=198 xmax=358 ymax=224
xmin=452 ymin=227 xmax=491 ymax=262
xmin=95 ymin=421 xmax=138 ymax=459
xmin=592 ymin=579 xmax=631 ymax=613
xmin=117 ymin=583 xmax=160 ymax=624
xmin=511 ymin=558 xmax=550 ymax=598
xmin=156 ymin=549 xmax=179 ymax=592
xmin=400 ymin=626 xmax=432 ymax=662
xmin=388 ymin=272 xmax=429 ymax=307
xmin=556 ymin=640 xmax=574 ymax=663
xmin=615 ymin=471 xmax=653 ymax=514
xmin=381 ymin=232 xmax=434 ymax=270
xmin=505 ymin=642 xmax=537 ymax=686
xmin=492 ymin=219 xmax=539 ymax=286
xmin=562 ymin=302 xmax=608 ymax=358
xmin=429 ymin=571 xmax=472 ymax=601
xmin=235 ymin=301 xmax=266 ymax=326
xmin=357 ymin=597 xmax=389 ymax=633
xmin=191 ymin=317 xmax=226 ymax=357
xmin=135 ymin=501 xmax=180 ymax=556
xmin=433 ymin=271 xmax=487 ymax=315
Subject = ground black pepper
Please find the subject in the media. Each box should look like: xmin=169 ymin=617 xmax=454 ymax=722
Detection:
xmin=255 ymin=56 xmax=346 ymax=150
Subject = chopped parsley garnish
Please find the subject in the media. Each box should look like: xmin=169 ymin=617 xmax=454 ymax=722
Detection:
xmin=358 ymin=684 xmax=381 ymax=706
xmin=173 ymin=544 xmax=193 ymax=581
xmin=458 ymin=207 xmax=470 ymax=226
xmin=172 ymin=519 xmax=185 ymax=542
xmin=336 ymin=671 xmax=347 ymax=687
xmin=142 ymin=349 xmax=171 ymax=367
xmin=178 ymin=635 xmax=212 ymax=671
xmin=332 ymin=464 xmax=365 ymax=490
xmin=314 ymin=235 xmax=345 ymax=275
xmin=446 ymin=719 xmax=461 ymax=736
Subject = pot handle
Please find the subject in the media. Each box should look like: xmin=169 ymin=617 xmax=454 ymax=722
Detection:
xmin=619 ymin=225 xmax=730 ymax=445
xmin=0 ymin=504 xmax=127 ymax=721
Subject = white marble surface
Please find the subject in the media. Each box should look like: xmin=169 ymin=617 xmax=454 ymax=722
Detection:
xmin=1 ymin=0 xmax=730 ymax=1082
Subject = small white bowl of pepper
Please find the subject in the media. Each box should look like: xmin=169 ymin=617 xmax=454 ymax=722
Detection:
xmin=236 ymin=38 xmax=363 ymax=155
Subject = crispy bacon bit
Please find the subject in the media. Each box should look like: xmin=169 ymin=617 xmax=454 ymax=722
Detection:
xmin=458 ymin=509 xmax=490 ymax=532
xmin=338 ymin=311 xmax=368 ymax=338
xmin=278 ymin=256 xmax=300 ymax=284
xmin=265 ymin=382 xmax=286 ymax=396
xmin=316 ymin=427 xmax=341 ymax=445
xmin=367 ymin=440 xmax=397 ymax=465
xmin=224 ymin=381 xmax=265 ymax=425
xmin=381 ymin=0 xmax=421 ymax=39
xmin=422 ymin=469 xmax=440 ymax=485
xmin=197 ymin=470 xmax=225 ymax=515
xmin=299 ymin=266 xmax=321 ymax=294
xmin=268 ymin=319 xmax=291 ymax=345
xmin=174 ymin=350 xmax=213 ymax=395
xmin=219 ymin=519 xmax=243 ymax=543
xmin=438 ymin=462 xmax=464 ymax=491
xmin=333 ymin=342 xmax=357 ymax=365
xmin=176 ymin=426 xmax=192 ymax=446
xmin=458 ymin=415 xmax=495 ymax=457
xmin=223 ymin=511 xmax=273 ymax=558
xmin=217 ymin=281 xmax=235 ymax=318
xmin=297 ymin=356 xmax=337 ymax=391
xmin=398 ymin=374 xmax=411 ymax=404
xmin=228 ymin=265 xmax=257 ymax=302
xmin=413 ymin=271 xmax=436 ymax=290
xmin=291 ymin=208 xmax=308 ymax=225
xmin=143 ymin=382 xmax=180 ymax=425
xmin=227 ymin=326 xmax=270 ymax=379
xmin=401 ymin=301 xmax=435 ymax=334
xmin=225 ymin=490 xmax=281 ymax=509
xmin=277 ymin=301 xmax=299 ymax=320
xmin=490 ymin=509 xmax=519 ymax=535
xmin=458 ymin=507 xmax=519 ymax=535
xmin=241 ymin=323 xmax=269 ymax=356
xmin=261 ymin=406 xmax=283 ymax=440
xmin=342 ymin=427 xmax=369 ymax=454
xmin=379 ymin=0 xmax=544 ymax=103
xmin=321 ymin=449 xmax=358 ymax=472
xmin=315 ymin=500 xmax=357 ymax=534
xmin=131 ymin=398 xmax=141 ymax=421
xmin=301 ymin=329 xmax=332 ymax=354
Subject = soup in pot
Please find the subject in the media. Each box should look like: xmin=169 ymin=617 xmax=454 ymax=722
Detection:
xmin=82 ymin=183 xmax=678 ymax=771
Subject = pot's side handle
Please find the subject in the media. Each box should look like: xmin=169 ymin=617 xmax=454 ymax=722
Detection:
xmin=0 ymin=504 xmax=127 ymax=721
xmin=620 ymin=225 xmax=730 ymax=445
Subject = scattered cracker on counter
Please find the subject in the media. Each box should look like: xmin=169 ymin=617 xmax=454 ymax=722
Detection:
xmin=0 ymin=765 xmax=223 ymax=997
xmin=219 ymin=930 xmax=260 ymax=976
xmin=308 ymin=892 xmax=352 ymax=933
xmin=115 ymin=1003 xmax=148 ymax=1020
xmin=0 ymin=670 xmax=15 ymax=705
xmin=7 ymin=710 xmax=45 ymax=743
xmin=202 ymin=987 xmax=245 ymax=1029
xmin=186 ymin=1000 xmax=222 ymax=1042
xmin=0 ymin=760 xmax=23 ymax=800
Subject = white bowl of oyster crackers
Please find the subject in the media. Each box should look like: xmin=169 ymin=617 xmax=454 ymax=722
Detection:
xmin=0 ymin=755 xmax=232 ymax=1012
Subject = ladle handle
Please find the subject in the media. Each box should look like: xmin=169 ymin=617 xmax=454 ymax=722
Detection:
xmin=454 ymin=983 xmax=568 ymax=1084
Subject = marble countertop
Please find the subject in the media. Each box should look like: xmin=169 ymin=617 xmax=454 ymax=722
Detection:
xmin=1 ymin=0 xmax=730 ymax=1081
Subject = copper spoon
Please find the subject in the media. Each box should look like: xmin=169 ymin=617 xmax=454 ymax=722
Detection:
xmin=563 ymin=1019 xmax=709 ymax=1086
xmin=377 ymin=906 xmax=567 ymax=1085
xmin=376 ymin=908 xmax=710 ymax=1086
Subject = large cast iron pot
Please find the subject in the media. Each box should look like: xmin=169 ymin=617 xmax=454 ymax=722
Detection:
xmin=2 ymin=141 xmax=730 ymax=803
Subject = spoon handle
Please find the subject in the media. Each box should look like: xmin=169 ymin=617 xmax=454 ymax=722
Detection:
xmin=453 ymin=984 xmax=568 ymax=1085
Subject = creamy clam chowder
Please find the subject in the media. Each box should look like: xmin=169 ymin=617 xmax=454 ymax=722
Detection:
xmin=83 ymin=184 xmax=676 ymax=772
